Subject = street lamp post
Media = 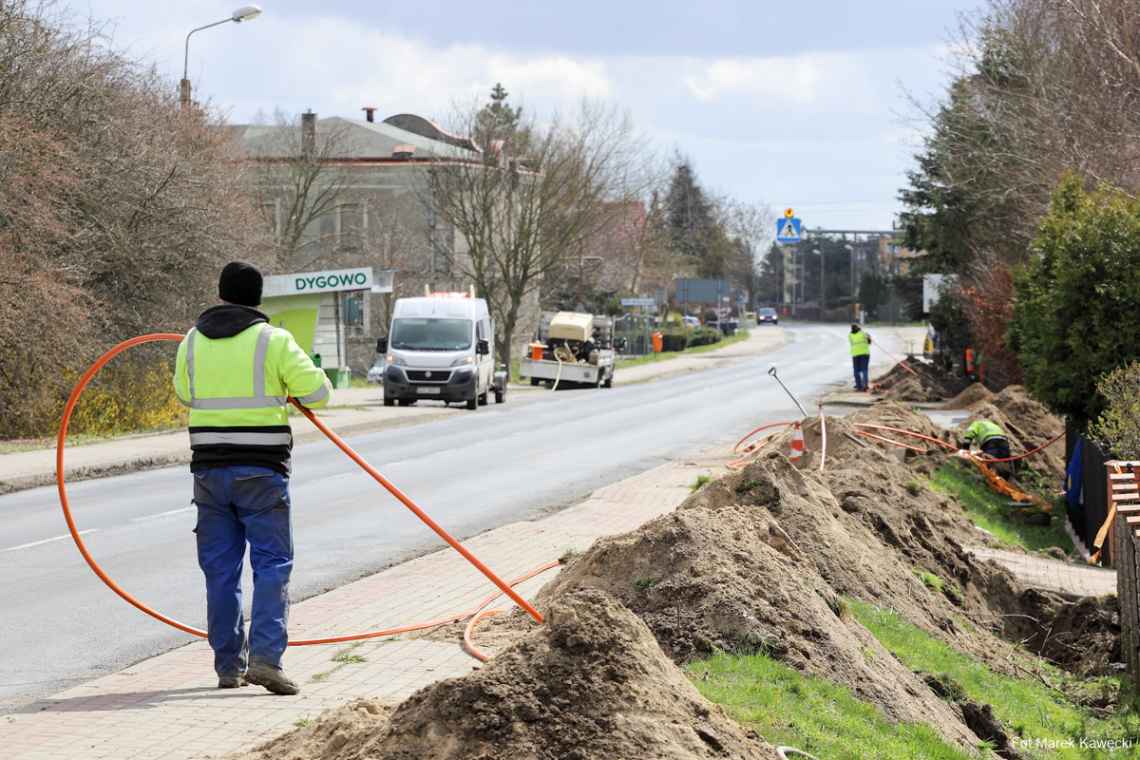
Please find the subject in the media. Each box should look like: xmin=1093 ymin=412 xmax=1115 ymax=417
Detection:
xmin=180 ymin=5 xmax=263 ymax=109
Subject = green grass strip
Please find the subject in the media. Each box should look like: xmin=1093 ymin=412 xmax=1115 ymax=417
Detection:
xmin=688 ymin=652 xmax=973 ymax=759
xmin=851 ymin=599 xmax=1140 ymax=758
xmin=930 ymin=463 xmax=1073 ymax=553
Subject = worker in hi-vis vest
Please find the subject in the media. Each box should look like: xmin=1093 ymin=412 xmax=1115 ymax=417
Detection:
xmin=173 ymin=262 xmax=332 ymax=695
xmin=961 ymin=419 xmax=1013 ymax=475
xmin=848 ymin=324 xmax=872 ymax=392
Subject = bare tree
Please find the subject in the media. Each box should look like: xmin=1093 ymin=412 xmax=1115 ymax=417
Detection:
xmin=247 ymin=111 xmax=352 ymax=268
xmin=0 ymin=0 xmax=271 ymax=437
xmin=423 ymin=101 xmax=646 ymax=366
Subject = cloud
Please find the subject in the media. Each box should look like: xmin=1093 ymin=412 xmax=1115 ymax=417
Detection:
xmin=214 ymin=16 xmax=612 ymax=123
xmin=681 ymin=53 xmax=852 ymax=105
xmin=80 ymin=0 xmax=954 ymax=228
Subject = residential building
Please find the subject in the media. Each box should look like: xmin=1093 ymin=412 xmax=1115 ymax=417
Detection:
xmin=230 ymin=110 xmax=540 ymax=373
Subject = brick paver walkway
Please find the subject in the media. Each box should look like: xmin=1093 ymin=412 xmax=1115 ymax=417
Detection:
xmin=969 ymin=547 xmax=1117 ymax=598
xmin=0 ymin=455 xmax=722 ymax=760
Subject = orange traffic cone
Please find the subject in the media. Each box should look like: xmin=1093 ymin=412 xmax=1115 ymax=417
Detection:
xmin=788 ymin=422 xmax=805 ymax=464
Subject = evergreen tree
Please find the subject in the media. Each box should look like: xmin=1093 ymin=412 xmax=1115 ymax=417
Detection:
xmin=474 ymin=83 xmax=522 ymax=154
xmin=664 ymin=158 xmax=717 ymax=272
xmin=755 ymin=243 xmax=785 ymax=304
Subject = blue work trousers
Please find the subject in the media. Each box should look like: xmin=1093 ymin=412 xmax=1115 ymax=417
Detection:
xmin=192 ymin=465 xmax=293 ymax=677
xmin=852 ymin=354 xmax=870 ymax=391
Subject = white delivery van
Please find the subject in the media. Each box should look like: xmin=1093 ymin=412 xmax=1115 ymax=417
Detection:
xmin=377 ymin=294 xmax=507 ymax=410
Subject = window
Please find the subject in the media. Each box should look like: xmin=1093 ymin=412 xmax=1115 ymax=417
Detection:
xmin=260 ymin=201 xmax=280 ymax=239
xmin=339 ymin=204 xmax=364 ymax=249
xmin=342 ymin=292 xmax=364 ymax=327
xmin=318 ymin=212 xmax=336 ymax=243
xmin=390 ymin=318 xmax=472 ymax=351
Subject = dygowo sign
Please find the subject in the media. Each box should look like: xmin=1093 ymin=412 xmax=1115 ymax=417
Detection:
xmin=264 ymin=267 xmax=374 ymax=297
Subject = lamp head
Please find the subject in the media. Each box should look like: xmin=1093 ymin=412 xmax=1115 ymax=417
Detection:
xmin=231 ymin=5 xmax=262 ymax=22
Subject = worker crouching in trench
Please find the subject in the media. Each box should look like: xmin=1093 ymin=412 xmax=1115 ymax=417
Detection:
xmin=962 ymin=420 xmax=1016 ymax=480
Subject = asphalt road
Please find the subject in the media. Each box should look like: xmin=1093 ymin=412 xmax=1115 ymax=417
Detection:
xmin=0 ymin=323 xmax=908 ymax=710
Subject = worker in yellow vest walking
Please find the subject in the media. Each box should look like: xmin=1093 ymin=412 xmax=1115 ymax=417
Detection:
xmin=173 ymin=262 xmax=332 ymax=696
xmin=848 ymin=324 xmax=872 ymax=392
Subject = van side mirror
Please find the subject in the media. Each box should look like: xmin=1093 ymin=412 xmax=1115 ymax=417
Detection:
xmin=476 ymin=339 xmax=490 ymax=356
xmin=376 ymin=336 xmax=388 ymax=354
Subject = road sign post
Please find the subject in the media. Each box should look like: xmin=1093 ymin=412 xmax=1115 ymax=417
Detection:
xmin=776 ymin=208 xmax=803 ymax=245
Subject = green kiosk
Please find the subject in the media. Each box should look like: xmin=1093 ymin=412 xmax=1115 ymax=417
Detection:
xmin=261 ymin=266 xmax=375 ymax=389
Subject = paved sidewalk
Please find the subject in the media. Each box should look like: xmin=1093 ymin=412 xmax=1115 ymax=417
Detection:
xmin=0 ymin=454 xmax=724 ymax=760
xmin=969 ymin=547 xmax=1117 ymax=598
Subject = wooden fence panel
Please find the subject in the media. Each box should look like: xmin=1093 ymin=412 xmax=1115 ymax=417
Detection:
xmin=1109 ymin=461 xmax=1140 ymax=684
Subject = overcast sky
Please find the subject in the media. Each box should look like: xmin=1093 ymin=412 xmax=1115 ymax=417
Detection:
xmin=80 ymin=0 xmax=979 ymax=231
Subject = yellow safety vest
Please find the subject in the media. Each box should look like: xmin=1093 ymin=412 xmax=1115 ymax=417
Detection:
xmin=173 ymin=323 xmax=330 ymax=451
xmin=849 ymin=330 xmax=871 ymax=357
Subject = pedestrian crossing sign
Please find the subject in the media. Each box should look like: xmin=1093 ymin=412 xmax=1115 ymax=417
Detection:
xmin=776 ymin=217 xmax=802 ymax=244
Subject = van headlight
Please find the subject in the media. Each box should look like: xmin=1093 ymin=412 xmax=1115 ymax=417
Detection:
xmin=450 ymin=355 xmax=476 ymax=367
xmin=386 ymin=353 xmax=407 ymax=366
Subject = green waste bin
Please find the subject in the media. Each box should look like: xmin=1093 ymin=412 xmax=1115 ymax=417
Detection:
xmin=323 ymin=367 xmax=352 ymax=389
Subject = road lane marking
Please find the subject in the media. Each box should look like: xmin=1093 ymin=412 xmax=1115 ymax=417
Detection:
xmin=3 ymin=529 xmax=97 ymax=552
xmin=129 ymin=506 xmax=194 ymax=524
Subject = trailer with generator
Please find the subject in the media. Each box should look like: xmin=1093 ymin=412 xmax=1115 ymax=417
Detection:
xmin=521 ymin=311 xmax=615 ymax=389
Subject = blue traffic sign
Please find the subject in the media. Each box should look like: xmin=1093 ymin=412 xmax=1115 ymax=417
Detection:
xmin=776 ymin=217 xmax=802 ymax=243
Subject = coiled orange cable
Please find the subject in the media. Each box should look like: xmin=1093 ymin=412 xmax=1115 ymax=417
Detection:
xmin=55 ymin=333 xmax=544 ymax=651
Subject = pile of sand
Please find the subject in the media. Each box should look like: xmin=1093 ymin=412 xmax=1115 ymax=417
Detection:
xmin=946 ymin=383 xmax=994 ymax=410
xmin=777 ymin=401 xmax=953 ymax=475
xmin=240 ymin=700 xmax=391 ymax=760
xmin=237 ymin=589 xmax=779 ymax=760
xmin=541 ymin=450 xmax=1024 ymax=749
xmin=872 ymin=360 xmax=966 ymax=403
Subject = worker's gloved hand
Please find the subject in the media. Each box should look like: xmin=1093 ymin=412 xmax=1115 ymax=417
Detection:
xmin=956 ymin=449 xmax=973 ymax=460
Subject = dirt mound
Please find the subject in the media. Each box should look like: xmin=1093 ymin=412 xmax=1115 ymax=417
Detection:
xmin=780 ymin=402 xmax=953 ymax=475
xmin=946 ymin=383 xmax=994 ymax=409
xmin=872 ymin=360 xmax=966 ymax=403
xmin=542 ymin=455 xmax=1002 ymax=749
xmin=383 ymin=588 xmax=778 ymax=760
xmin=240 ymin=589 xmax=779 ymax=760
xmin=960 ymin=385 xmax=1065 ymax=479
xmin=238 ymin=700 xmax=391 ymax=760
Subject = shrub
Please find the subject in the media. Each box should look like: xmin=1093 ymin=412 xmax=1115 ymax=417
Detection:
xmin=688 ymin=327 xmax=723 ymax=347
xmin=0 ymin=0 xmax=272 ymax=439
xmin=1011 ymin=175 xmax=1140 ymax=426
xmin=1090 ymin=361 xmax=1140 ymax=458
xmin=68 ymin=359 xmax=187 ymax=438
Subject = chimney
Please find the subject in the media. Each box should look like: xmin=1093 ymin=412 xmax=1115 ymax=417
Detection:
xmin=362 ymin=106 xmax=377 ymax=123
xmin=301 ymin=110 xmax=316 ymax=158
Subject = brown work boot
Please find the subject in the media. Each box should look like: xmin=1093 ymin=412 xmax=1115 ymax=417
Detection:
xmin=217 ymin=674 xmax=247 ymax=689
xmin=245 ymin=660 xmax=300 ymax=695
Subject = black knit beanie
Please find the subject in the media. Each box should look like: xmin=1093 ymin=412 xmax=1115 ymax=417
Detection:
xmin=218 ymin=261 xmax=263 ymax=307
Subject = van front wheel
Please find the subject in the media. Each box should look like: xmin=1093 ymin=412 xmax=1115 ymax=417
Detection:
xmin=466 ymin=395 xmax=478 ymax=410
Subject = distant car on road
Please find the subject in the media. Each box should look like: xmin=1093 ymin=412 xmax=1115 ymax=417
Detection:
xmin=682 ymin=315 xmax=701 ymax=328
xmin=758 ymin=307 xmax=779 ymax=325
xmin=367 ymin=355 xmax=386 ymax=384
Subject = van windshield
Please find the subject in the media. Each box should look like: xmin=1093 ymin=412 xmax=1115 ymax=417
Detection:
xmin=759 ymin=308 xmax=777 ymax=317
xmin=390 ymin=318 xmax=472 ymax=351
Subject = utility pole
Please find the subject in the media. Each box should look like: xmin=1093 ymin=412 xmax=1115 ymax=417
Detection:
xmin=814 ymin=247 xmax=824 ymax=316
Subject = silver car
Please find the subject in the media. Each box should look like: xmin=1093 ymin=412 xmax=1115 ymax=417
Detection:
xmin=367 ymin=356 xmax=386 ymax=384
